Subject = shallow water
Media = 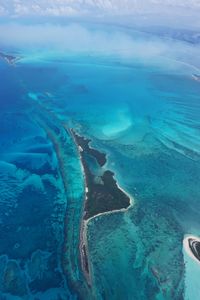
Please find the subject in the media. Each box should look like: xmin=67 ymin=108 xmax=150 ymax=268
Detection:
xmin=0 ymin=45 xmax=200 ymax=299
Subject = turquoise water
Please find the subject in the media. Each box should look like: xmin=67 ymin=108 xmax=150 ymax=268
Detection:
xmin=0 ymin=41 xmax=200 ymax=299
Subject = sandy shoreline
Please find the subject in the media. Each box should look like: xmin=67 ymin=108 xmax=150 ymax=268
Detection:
xmin=85 ymin=184 xmax=134 ymax=223
xmin=82 ymin=183 xmax=134 ymax=285
xmin=68 ymin=127 xmax=134 ymax=287
xmin=81 ymin=179 xmax=134 ymax=287
xmin=67 ymin=127 xmax=93 ymax=285
xmin=183 ymin=235 xmax=200 ymax=265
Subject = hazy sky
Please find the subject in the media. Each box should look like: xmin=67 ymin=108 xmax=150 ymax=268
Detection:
xmin=0 ymin=1 xmax=199 ymax=75
xmin=0 ymin=0 xmax=200 ymax=17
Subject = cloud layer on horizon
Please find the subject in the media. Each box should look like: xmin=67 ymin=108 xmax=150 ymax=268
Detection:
xmin=0 ymin=22 xmax=199 ymax=75
xmin=1 ymin=0 xmax=200 ymax=18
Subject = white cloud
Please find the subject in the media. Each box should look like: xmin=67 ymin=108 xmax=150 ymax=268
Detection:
xmin=0 ymin=4 xmax=7 ymax=15
xmin=1 ymin=0 xmax=200 ymax=18
xmin=0 ymin=22 xmax=199 ymax=72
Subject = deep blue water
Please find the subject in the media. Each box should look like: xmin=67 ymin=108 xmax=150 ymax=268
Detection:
xmin=0 ymin=45 xmax=200 ymax=300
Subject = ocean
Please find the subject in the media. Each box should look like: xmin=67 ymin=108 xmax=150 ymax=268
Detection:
xmin=0 ymin=39 xmax=200 ymax=299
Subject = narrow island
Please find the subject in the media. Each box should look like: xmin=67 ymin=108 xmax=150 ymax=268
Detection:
xmin=69 ymin=129 xmax=132 ymax=285
xmin=0 ymin=52 xmax=18 ymax=65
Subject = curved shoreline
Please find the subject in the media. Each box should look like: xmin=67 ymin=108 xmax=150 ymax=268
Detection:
xmin=86 ymin=184 xmax=134 ymax=223
xmin=183 ymin=235 xmax=200 ymax=265
xmin=82 ymin=183 xmax=134 ymax=283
